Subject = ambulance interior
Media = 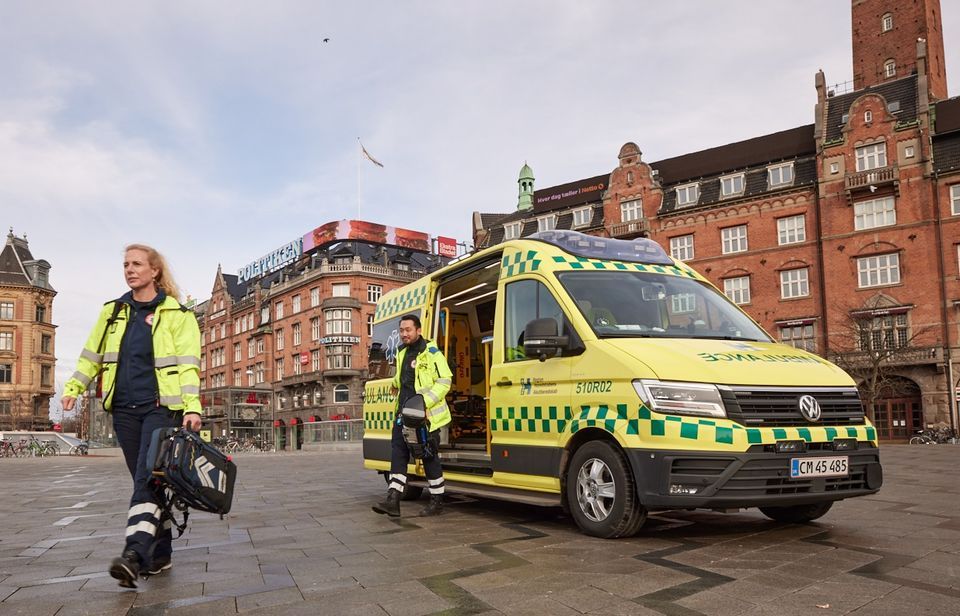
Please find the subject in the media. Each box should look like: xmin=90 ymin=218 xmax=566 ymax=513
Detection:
xmin=431 ymin=256 xmax=501 ymax=468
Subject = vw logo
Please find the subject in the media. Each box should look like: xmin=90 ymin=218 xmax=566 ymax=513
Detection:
xmin=798 ymin=395 xmax=822 ymax=422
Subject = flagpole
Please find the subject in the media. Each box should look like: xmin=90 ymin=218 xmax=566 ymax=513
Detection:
xmin=356 ymin=138 xmax=362 ymax=220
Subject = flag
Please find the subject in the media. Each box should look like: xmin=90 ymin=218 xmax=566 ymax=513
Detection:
xmin=360 ymin=142 xmax=384 ymax=168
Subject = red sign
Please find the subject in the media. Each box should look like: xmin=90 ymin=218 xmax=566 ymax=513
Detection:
xmin=300 ymin=351 xmax=309 ymax=365
xmin=302 ymin=219 xmax=431 ymax=253
xmin=437 ymin=236 xmax=457 ymax=258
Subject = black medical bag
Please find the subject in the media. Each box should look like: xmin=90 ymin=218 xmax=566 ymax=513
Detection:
xmin=147 ymin=427 xmax=237 ymax=518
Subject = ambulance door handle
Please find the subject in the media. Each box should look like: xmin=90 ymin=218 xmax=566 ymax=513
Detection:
xmin=496 ymin=378 xmax=513 ymax=387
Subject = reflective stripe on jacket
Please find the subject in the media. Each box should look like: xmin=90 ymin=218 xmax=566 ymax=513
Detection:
xmin=63 ymin=296 xmax=203 ymax=414
xmin=392 ymin=340 xmax=452 ymax=429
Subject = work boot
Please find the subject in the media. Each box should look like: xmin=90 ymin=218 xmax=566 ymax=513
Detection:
xmin=372 ymin=490 xmax=401 ymax=517
xmin=420 ymin=494 xmax=444 ymax=516
xmin=143 ymin=554 xmax=172 ymax=577
xmin=109 ymin=549 xmax=140 ymax=588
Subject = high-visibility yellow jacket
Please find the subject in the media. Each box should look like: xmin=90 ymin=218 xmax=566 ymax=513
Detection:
xmin=393 ymin=340 xmax=452 ymax=429
xmin=63 ymin=297 xmax=203 ymax=414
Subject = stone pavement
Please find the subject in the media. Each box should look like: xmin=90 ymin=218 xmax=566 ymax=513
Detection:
xmin=1 ymin=444 xmax=959 ymax=616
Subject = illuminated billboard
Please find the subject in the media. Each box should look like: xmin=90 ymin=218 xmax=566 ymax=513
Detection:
xmin=302 ymin=220 xmax=431 ymax=253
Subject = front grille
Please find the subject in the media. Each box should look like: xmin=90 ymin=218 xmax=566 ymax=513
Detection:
xmin=712 ymin=450 xmax=878 ymax=498
xmin=722 ymin=387 xmax=865 ymax=427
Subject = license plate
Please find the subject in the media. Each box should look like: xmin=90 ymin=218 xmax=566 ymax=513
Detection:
xmin=790 ymin=456 xmax=848 ymax=479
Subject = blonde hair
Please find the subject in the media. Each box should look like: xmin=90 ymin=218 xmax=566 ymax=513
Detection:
xmin=125 ymin=243 xmax=181 ymax=300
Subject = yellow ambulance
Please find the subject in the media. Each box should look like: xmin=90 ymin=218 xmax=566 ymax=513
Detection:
xmin=363 ymin=230 xmax=882 ymax=538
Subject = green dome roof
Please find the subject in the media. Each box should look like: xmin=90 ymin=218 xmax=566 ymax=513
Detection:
xmin=518 ymin=163 xmax=534 ymax=180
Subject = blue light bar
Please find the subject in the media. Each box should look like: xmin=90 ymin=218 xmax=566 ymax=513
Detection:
xmin=529 ymin=230 xmax=673 ymax=265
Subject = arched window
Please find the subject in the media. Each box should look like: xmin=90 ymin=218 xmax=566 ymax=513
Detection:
xmin=884 ymin=59 xmax=896 ymax=78
xmin=881 ymin=12 xmax=893 ymax=33
xmin=864 ymin=110 xmax=873 ymax=123
xmin=334 ymin=384 xmax=349 ymax=403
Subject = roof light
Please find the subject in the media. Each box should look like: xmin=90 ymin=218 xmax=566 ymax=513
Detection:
xmin=530 ymin=230 xmax=672 ymax=265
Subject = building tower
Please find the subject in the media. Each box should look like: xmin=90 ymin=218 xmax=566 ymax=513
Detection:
xmin=518 ymin=163 xmax=535 ymax=211
xmin=852 ymin=0 xmax=948 ymax=100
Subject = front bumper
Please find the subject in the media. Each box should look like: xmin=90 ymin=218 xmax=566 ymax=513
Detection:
xmin=626 ymin=445 xmax=882 ymax=510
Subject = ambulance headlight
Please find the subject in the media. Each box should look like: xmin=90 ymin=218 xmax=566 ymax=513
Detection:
xmin=633 ymin=380 xmax=726 ymax=418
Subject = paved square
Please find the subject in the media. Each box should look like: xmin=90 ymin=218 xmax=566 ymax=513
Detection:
xmin=1 ymin=445 xmax=959 ymax=615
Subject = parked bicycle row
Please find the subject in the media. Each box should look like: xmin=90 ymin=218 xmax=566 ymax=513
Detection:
xmin=0 ymin=435 xmax=89 ymax=457
xmin=909 ymin=424 xmax=959 ymax=445
xmin=211 ymin=435 xmax=274 ymax=454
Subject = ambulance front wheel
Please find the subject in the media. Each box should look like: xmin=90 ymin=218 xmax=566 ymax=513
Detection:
xmin=566 ymin=441 xmax=646 ymax=538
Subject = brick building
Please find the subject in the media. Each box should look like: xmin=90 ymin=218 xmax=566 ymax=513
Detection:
xmin=197 ymin=220 xmax=448 ymax=449
xmin=473 ymin=0 xmax=959 ymax=440
xmin=0 ymin=230 xmax=56 ymax=431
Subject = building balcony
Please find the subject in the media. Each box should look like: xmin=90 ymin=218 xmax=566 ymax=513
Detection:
xmin=280 ymin=371 xmax=321 ymax=387
xmin=830 ymin=345 xmax=941 ymax=368
xmin=844 ymin=165 xmax=899 ymax=200
xmin=607 ymin=218 xmax=651 ymax=239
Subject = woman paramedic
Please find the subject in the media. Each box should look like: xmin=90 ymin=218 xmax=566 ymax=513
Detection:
xmin=61 ymin=244 xmax=202 ymax=588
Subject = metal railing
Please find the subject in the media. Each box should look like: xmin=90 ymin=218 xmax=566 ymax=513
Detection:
xmin=301 ymin=419 xmax=364 ymax=444
xmin=845 ymin=166 xmax=898 ymax=191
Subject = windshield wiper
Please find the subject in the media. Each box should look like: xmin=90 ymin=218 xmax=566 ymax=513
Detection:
xmin=695 ymin=335 xmax=767 ymax=342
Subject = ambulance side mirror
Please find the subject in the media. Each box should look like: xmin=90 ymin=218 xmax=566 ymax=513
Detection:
xmin=523 ymin=318 xmax=569 ymax=362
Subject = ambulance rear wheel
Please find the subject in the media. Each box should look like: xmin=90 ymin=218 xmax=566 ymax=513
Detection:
xmin=382 ymin=473 xmax=424 ymax=500
xmin=759 ymin=501 xmax=833 ymax=523
xmin=566 ymin=441 xmax=646 ymax=538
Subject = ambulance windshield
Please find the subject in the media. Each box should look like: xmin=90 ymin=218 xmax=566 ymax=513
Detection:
xmin=557 ymin=271 xmax=771 ymax=341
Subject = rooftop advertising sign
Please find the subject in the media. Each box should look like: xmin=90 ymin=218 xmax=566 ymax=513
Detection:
xmin=302 ymin=220 xmax=431 ymax=253
xmin=533 ymin=174 xmax=608 ymax=212
xmin=237 ymin=238 xmax=303 ymax=283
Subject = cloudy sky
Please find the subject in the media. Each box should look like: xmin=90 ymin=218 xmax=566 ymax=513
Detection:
xmin=3 ymin=1 xmax=958 ymax=405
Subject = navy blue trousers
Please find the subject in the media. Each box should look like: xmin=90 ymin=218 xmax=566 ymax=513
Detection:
xmin=388 ymin=420 xmax=444 ymax=496
xmin=113 ymin=404 xmax=181 ymax=565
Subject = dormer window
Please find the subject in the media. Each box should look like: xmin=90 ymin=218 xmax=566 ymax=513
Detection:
xmin=720 ymin=173 xmax=745 ymax=198
xmin=537 ymin=214 xmax=556 ymax=232
xmin=572 ymin=207 xmax=592 ymax=228
xmin=676 ymin=183 xmax=699 ymax=206
xmin=767 ymin=163 xmax=794 ymax=188
xmin=881 ymin=12 xmax=893 ymax=32
xmin=503 ymin=222 xmax=521 ymax=240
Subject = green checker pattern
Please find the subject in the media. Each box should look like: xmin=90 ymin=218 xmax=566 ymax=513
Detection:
xmin=568 ymin=404 xmax=640 ymax=436
xmin=364 ymin=410 xmax=396 ymax=432
xmin=549 ymin=256 xmax=699 ymax=279
xmin=375 ymin=284 xmax=429 ymax=321
xmin=492 ymin=405 xmax=573 ymax=433
xmin=501 ymin=250 xmax=542 ymax=279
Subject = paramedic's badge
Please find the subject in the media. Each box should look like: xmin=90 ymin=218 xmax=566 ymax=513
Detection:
xmin=145 ymin=313 xmax=154 ymax=326
xmin=410 ymin=359 xmax=417 ymax=369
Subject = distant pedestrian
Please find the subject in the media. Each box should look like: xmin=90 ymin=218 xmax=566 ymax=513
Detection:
xmin=372 ymin=314 xmax=452 ymax=517
xmin=61 ymin=244 xmax=202 ymax=588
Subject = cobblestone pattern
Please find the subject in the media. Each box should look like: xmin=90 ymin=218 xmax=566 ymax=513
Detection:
xmin=0 ymin=445 xmax=959 ymax=615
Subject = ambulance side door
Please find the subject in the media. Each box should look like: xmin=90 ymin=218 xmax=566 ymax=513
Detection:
xmin=489 ymin=277 xmax=579 ymax=489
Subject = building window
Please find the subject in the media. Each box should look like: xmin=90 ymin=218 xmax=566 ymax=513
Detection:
xmin=275 ymin=328 xmax=284 ymax=351
xmin=671 ymin=293 xmax=697 ymax=314
xmin=884 ymin=59 xmax=896 ymax=78
xmin=0 ymin=331 xmax=12 ymax=351
xmin=367 ymin=313 xmax=374 ymax=337
xmin=856 ymin=142 xmax=887 ymax=171
xmin=768 ymin=163 xmax=794 ymax=187
xmin=504 ymin=222 xmax=521 ymax=240
xmin=292 ymin=353 xmax=302 ymax=375
xmin=41 ymin=365 xmax=52 ymax=386
xmin=777 ymin=215 xmax=806 ymax=245
xmin=248 ymin=339 xmax=255 ymax=358
xmin=0 ymin=302 xmax=12 ymax=320
xmin=292 ymin=295 xmax=301 ymax=313
xmin=257 ymin=338 xmax=265 ymax=354
xmin=830 ymin=162 xmax=840 ymax=175
xmin=0 ymin=363 xmax=11 ymax=383
xmin=720 ymin=173 xmax=745 ymax=198
xmin=780 ymin=324 xmax=816 ymax=353
xmin=857 ymin=253 xmax=901 ymax=288
xmin=864 ymin=110 xmax=873 ymax=123
xmin=669 ymin=235 xmax=695 ymax=261
xmin=721 ymin=225 xmax=748 ymax=254
xmin=780 ymin=268 xmax=810 ymax=299
xmin=572 ymin=207 xmax=591 ymax=228
xmin=334 ymin=384 xmax=350 ymax=403
xmin=275 ymin=301 xmax=284 ymax=320
xmin=859 ymin=313 xmax=909 ymax=351
xmin=247 ymin=369 xmax=255 ymax=387
xmin=332 ymin=283 xmax=350 ymax=297
xmin=904 ymin=145 xmax=915 ymax=158
xmin=41 ymin=334 xmax=51 ymax=354
xmin=881 ymin=12 xmax=893 ymax=32
xmin=620 ymin=199 xmax=642 ymax=222
xmin=255 ymin=362 xmax=265 ymax=384
xmin=676 ymin=183 xmax=699 ymax=207
xmin=326 ymin=345 xmax=353 ymax=369
xmin=35 ymin=304 xmax=46 ymax=323
xmin=367 ymin=284 xmax=382 ymax=303
xmin=537 ymin=214 xmax=556 ymax=232
xmin=234 ymin=343 xmax=241 ymax=362
xmin=292 ymin=323 xmax=301 ymax=346
xmin=311 ymin=317 xmax=321 ymax=341
xmin=233 ymin=370 xmax=241 ymax=387
xmin=854 ymin=196 xmax=896 ymax=230
xmin=325 ymin=309 xmax=352 ymax=335
xmin=0 ymin=400 xmax=9 ymax=416
xmin=276 ymin=358 xmax=284 ymax=380
xmin=951 ymin=185 xmax=960 ymax=216
xmin=310 ymin=287 xmax=320 ymax=307
xmin=311 ymin=349 xmax=321 ymax=372
xmin=723 ymin=276 xmax=751 ymax=305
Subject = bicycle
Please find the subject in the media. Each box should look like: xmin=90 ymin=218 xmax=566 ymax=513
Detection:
xmin=909 ymin=425 xmax=958 ymax=445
